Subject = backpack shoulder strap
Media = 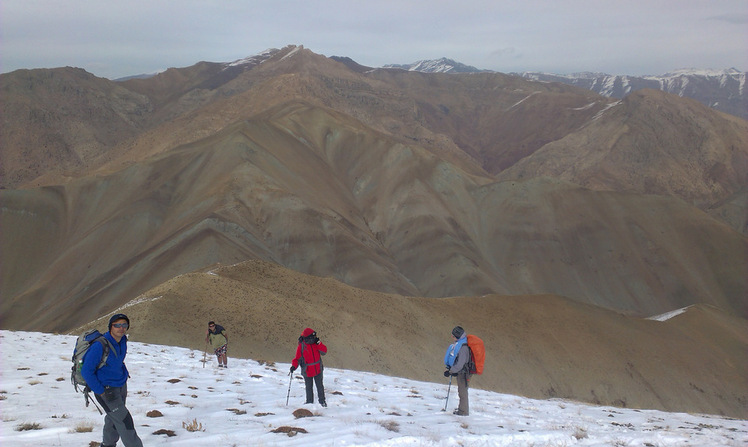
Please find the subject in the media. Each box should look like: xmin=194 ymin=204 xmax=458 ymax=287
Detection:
xmin=94 ymin=336 xmax=113 ymax=369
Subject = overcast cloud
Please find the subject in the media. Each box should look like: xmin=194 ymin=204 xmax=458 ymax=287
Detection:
xmin=2 ymin=0 xmax=746 ymax=79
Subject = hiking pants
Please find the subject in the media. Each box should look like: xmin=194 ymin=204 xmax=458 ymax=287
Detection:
xmin=94 ymin=383 xmax=143 ymax=447
xmin=457 ymin=372 xmax=470 ymax=415
xmin=304 ymin=372 xmax=326 ymax=405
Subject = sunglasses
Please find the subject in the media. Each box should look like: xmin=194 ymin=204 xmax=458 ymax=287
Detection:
xmin=112 ymin=323 xmax=129 ymax=329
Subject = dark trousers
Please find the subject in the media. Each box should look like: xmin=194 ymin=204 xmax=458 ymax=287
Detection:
xmin=304 ymin=372 xmax=326 ymax=404
xmin=457 ymin=372 xmax=470 ymax=415
xmin=94 ymin=383 xmax=143 ymax=447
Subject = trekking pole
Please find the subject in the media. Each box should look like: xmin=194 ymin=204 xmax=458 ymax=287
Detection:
xmin=202 ymin=341 xmax=208 ymax=368
xmin=286 ymin=372 xmax=293 ymax=406
xmin=442 ymin=375 xmax=453 ymax=412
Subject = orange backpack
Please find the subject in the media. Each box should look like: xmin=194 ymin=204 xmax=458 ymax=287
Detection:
xmin=466 ymin=334 xmax=485 ymax=375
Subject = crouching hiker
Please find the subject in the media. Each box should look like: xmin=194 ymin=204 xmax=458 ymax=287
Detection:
xmin=289 ymin=328 xmax=328 ymax=407
xmin=81 ymin=313 xmax=143 ymax=447
xmin=444 ymin=325 xmax=472 ymax=416
xmin=206 ymin=321 xmax=228 ymax=368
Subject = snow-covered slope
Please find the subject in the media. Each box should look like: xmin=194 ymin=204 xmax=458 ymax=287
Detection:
xmin=1 ymin=331 xmax=745 ymax=446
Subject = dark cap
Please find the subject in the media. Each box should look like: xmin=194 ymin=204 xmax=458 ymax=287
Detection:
xmin=452 ymin=326 xmax=465 ymax=338
xmin=109 ymin=313 xmax=130 ymax=330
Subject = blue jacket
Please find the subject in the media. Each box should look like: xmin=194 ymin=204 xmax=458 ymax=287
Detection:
xmin=444 ymin=334 xmax=470 ymax=374
xmin=81 ymin=331 xmax=129 ymax=395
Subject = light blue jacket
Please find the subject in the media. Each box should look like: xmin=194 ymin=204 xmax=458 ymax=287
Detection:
xmin=444 ymin=334 xmax=470 ymax=373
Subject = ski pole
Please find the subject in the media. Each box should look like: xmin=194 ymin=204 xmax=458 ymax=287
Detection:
xmin=286 ymin=372 xmax=293 ymax=406
xmin=443 ymin=375 xmax=453 ymax=411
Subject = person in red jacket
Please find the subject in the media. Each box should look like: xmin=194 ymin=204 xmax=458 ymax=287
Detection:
xmin=290 ymin=327 xmax=328 ymax=407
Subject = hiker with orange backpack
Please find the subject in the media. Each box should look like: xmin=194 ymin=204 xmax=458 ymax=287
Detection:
xmin=444 ymin=325 xmax=474 ymax=416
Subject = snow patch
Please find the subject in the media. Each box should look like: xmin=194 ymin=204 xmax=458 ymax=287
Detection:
xmin=647 ymin=305 xmax=693 ymax=321
xmin=590 ymin=100 xmax=621 ymax=121
xmin=571 ymin=102 xmax=597 ymax=111
xmin=117 ymin=295 xmax=163 ymax=310
xmin=508 ymin=91 xmax=541 ymax=109
xmin=280 ymin=45 xmax=302 ymax=61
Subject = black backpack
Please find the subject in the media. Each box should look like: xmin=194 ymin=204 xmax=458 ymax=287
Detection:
xmin=70 ymin=329 xmax=111 ymax=411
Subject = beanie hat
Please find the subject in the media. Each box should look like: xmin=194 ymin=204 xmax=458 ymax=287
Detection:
xmin=109 ymin=313 xmax=130 ymax=330
xmin=452 ymin=326 xmax=465 ymax=338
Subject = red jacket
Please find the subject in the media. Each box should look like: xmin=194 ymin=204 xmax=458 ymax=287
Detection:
xmin=292 ymin=328 xmax=327 ymax=377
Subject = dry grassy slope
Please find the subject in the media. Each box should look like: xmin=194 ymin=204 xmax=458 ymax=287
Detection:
xmin=2 ymin=101 xmax=746 ymax=332
xmin=498 ymin=90 xmax=748 ymax=232
xmin=364 ymin=68 xmax=614 ymax=174
xmin=75 ymin=260 xmax=748 ymax=419
xmin=0 ymin=67 xmax=151 ymax=188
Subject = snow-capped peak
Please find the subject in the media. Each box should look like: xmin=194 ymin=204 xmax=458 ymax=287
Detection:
xmin=224 ymin=48 xmax=282 ymax=70
xmin=384 ymin=58 xmax=486 ymax=74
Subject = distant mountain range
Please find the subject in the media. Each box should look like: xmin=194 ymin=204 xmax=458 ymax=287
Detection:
xmin=118 ymin=55 xmax=746 ymax=119
xmin=518 ymin=68 xmax=747 ymax=120
xmin=380 ymin=58 xmax=746 ymax=119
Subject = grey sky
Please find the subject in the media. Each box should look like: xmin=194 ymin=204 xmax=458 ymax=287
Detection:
xmin=2 ymin=0 xmax=746 ymax=79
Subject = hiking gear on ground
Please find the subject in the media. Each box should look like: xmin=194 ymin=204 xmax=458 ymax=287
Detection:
xmin=466 ymin=334 xmax=485 ymax=375
xmin=452 ymin=326 xmax=465 ymax=339
xmin=443 ymin=375 xmax=453 ymax=411
xmin=108 ymin=313 xmax=130 ymax=330
xmin=71 ymin=329 xmax=113 ymax=412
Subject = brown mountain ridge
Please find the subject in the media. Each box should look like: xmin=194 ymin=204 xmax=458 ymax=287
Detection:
xmin=76 ymin=260 xmax=747 ymax=418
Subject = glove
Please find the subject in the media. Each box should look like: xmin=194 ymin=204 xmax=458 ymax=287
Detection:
xmin=290 ymin=366 xmax=296 ymax=373
xmin=313 ymin=337 xmax=320 ymax=344
xmin=444 ymin=370 xmax=451 ymax=377
xmin=103 ymin=387 xmax=117 ymax=402
xmin=451 ymin=373 xmax=459 ymax=377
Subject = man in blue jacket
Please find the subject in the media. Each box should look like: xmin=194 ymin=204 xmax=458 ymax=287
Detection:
xmin=81 ymin=313 xmax=143 ymax=447
xmin=444 ymin=325 xmax=471 ymax=416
